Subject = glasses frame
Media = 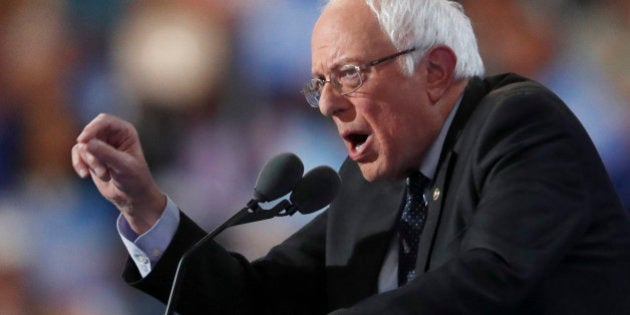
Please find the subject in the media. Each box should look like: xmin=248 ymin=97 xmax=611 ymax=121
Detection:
xmin=302 ymin=47 xmax=417 ymax=108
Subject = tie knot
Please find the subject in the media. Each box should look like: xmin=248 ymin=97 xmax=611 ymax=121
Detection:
xmin=407 ymin=172 xmax=429 ymax=194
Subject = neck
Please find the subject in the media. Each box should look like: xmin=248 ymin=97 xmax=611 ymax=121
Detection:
xmin=438 ymin=78 xmax=469 ymax=117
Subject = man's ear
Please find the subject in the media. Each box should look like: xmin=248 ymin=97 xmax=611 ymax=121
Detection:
xmin=424 ymin=46 xmax=457 ymax=103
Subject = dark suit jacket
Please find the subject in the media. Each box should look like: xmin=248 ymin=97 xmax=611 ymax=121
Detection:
xmin=124 ymin=74 xmax=630 ymax=314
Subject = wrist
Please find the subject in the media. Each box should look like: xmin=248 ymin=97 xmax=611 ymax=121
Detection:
xmin=124 ymin=188 xmax=167 ymax=235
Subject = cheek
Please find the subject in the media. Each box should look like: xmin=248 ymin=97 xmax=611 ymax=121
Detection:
xmin=376 ymin=106 xmax=420 ymax=148
xmin=377 ymin=105 xmax=433 ymax=168
xmin=378 ymin=117 xmax=404 ymax=155
xmin=370 ymin=110 xmax=411 ymax=167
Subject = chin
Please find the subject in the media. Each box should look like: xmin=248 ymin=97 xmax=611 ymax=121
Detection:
xmin=359 ymin=170 xmax=378 ymax=182
xmin=359 ymin=155 xmax=414 ymax=182
xmin=358 ymin=161 xmax=396 ymax=182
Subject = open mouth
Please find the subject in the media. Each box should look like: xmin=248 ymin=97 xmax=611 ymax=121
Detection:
xmin=345 ymin=133 xmax=369 ymax=151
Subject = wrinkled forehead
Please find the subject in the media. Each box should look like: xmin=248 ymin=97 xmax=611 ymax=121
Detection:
xmin=311 ymin=0 xmax=393 ymax=71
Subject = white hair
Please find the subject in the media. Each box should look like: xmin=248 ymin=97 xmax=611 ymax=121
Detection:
xmin=325 ymin=0 xmax=485 ymax=78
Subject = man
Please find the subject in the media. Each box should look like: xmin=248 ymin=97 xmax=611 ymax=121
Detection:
xmin=72 ymin=0 xmax=630 ymax=314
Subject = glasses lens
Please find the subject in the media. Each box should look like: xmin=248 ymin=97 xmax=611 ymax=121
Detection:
xmin=336 ymin=65 xmax=362 ymax=94
xmin=305 ymin=92 xmax=320 ymax=108
xmin=302 ymin=79 xmax=322 ymax=108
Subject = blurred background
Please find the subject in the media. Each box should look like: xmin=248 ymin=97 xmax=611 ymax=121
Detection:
xmin=0 ymin=0 xmax=627 ymax=313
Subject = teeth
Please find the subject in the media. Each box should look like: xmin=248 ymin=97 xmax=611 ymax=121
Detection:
xmin=355 ymin=143 xmax=364 ymax=151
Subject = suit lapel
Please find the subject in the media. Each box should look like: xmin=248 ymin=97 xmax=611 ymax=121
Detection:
xmin=415 ymin=77 xmax=488 ymax=274
xmin=416 ymin=150 xmax=457 ymax=274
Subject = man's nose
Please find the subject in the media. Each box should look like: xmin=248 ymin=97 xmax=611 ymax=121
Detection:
xmin=318 ymin=83 xmax=351 ymax=118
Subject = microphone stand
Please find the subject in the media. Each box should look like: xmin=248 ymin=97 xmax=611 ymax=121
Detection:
xmin=164 ymin=199 xmax=293 ymax=315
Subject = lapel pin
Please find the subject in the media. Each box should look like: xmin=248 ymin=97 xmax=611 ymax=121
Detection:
xmin=432 ymin=188 xmax=441 ymax=201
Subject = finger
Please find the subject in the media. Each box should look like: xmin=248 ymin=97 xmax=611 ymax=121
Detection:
xmin=77 ymin=113 xmax=126 ymax=143
xmin=71 ymin=143 xmax=89 ymax=178
xmin=85 ymin=138 xmax=133 ymax=177
xmin=77 ymin=113 xmax=108 ymax=143
xmin=78 ymin=142 xmax=111 ymax=181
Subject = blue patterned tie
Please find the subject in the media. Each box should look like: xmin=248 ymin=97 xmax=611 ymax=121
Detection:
xmin=398 ymin=172 xmax=429 ymax=286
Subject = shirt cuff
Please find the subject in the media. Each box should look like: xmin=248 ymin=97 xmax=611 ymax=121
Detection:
xmin=117 ymin=196 xmax=180 ymax=278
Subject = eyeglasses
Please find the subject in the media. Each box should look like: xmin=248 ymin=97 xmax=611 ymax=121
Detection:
xmin=301 ymin=47 xmax=417 ymax=108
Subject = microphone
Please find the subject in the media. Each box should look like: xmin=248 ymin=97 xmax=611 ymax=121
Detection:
xmin=238 ymin=165 xmax=341 ymax=224
xmin=164 ymin=153 xmax=340 ymax=315
xmin=253 ymin=152 xmax=304 ymax=202
xmin=290 ymin=166 xmax=341 ymax=214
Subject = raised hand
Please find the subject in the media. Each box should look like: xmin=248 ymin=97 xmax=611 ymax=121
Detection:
xmin=71 ymin=113 xmax=166 ymax=234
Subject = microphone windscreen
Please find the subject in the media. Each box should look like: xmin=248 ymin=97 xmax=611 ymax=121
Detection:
xmin=290 ymin=166 xmax=341 ymax=214
xmin=254 ymin=153 xmax=304 ymax=202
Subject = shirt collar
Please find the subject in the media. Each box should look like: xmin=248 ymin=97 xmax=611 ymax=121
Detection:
xmin=419 ymin=96 xmax=462 ymax=181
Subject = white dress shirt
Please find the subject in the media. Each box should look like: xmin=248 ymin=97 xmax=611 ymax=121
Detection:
xmin=118 ymin=197 xmax=179 ymax=277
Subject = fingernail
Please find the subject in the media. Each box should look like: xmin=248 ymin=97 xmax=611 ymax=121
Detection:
xmin=78 ymin=168 xmax=89 ymax=178
xmin=94 ymin=166 xmax=105 ymax=177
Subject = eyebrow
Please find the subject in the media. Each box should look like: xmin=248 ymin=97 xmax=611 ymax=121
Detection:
xmin=311 ymin=56 xmax=363 ymax=78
